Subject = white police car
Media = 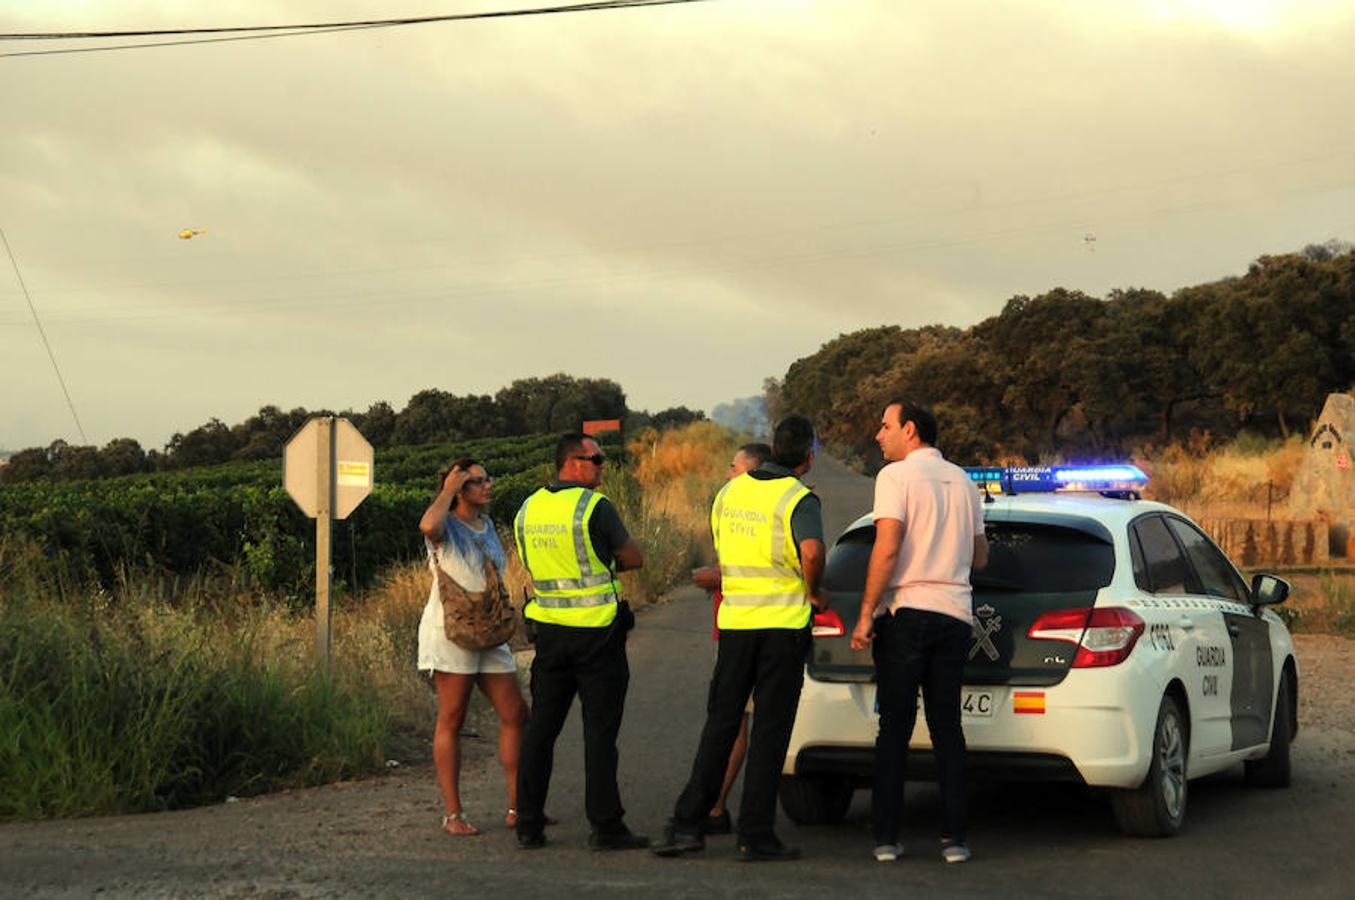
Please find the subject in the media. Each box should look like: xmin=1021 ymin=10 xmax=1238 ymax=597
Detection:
xmin=782 ymin=465 xmax=1298 ymax=837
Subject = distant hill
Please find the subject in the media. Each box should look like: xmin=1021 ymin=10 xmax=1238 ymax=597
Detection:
xmin=711 ymin=396 xmax=769 ymax=438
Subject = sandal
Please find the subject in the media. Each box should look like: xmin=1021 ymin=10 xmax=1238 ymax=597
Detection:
xmin=441 ymin=812 xmax=481 ymax=836
xmin=505 ymin=809 xmax=558 ymax=829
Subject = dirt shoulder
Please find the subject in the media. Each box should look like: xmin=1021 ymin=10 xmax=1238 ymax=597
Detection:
xmin=1293 ymin=633 xmax=1355 ymax=734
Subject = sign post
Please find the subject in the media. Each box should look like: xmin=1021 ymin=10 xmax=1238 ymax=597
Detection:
xmin=284 ymin=416 xmax=374 ymax=675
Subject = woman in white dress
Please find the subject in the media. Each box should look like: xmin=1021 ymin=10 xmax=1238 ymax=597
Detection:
xmin=418 ymin=457 xmax=528 ymax=836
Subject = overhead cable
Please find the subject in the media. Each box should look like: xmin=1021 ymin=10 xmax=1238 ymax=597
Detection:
xmin=0 ymin=0 xmax=708 ymax=58
xmin=0 ymin=0 xmax=707 ymax=58
xmin=0 ymin=224 xmax=88 ymax=443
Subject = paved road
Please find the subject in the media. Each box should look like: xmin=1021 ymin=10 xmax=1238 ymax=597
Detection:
xmin=3 ymin=455 xmax=1353 ymax=897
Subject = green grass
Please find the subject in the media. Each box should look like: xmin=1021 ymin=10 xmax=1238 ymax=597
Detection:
xmin=1307 ymin=573 xmax=1355 ymax=636
xmin=0 ymin=429 xmax=716 ymax=822
xmin=1267 ymin=570 xmax=1355 ymax=638
xmin=0 ymin=590 xmax=390 ymax=820
xmin=601 ymin=466 xmax=701 ymax=606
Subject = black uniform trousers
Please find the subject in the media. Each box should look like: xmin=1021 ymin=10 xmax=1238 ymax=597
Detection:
xmin=671 ymin=625 xmax=811 ymax=842
xmin=515 ymin=612 xmax=631 ymax=840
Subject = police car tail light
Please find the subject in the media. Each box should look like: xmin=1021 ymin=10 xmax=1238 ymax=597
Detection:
xmin=1072 ymin=608 xmax=1145 ymax=667
xmin=812 ymin=608 xmax=846 ymax=638
xmin=1028 ymin=607 xmax=1145 ymax=668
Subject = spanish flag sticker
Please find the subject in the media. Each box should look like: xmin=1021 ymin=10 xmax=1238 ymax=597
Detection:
xmin=1013 ymin=691 xmax=1046 ymax=715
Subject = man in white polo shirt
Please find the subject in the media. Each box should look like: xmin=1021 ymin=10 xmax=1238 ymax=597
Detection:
xmin=849 ymin=401 xmax=988 ymax=865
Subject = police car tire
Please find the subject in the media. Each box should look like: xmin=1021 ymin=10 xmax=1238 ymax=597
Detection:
xmin=1244 ymin=670 xmax=1293 ymax=789
xmin=778 ymin=775 xmax=853 ymax=826
xmin=1111 ymin=695 xmax=1188 ymax=838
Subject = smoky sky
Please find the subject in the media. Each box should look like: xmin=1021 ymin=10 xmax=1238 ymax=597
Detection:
xmin=3 ymin=0 xmax=1354 ymax=450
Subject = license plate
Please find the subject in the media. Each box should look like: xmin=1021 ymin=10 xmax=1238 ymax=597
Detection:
xmin=871 ymin=688 xmax=995 ymax=718
xmin=961 ymin=690 xmax=994 ymax=718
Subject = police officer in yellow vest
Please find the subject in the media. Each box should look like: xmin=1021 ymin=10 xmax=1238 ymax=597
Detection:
xmin=513 ymin=432 xmax=649 ymax=851
xmin=653 ymin=415 xmax=826 ymax=862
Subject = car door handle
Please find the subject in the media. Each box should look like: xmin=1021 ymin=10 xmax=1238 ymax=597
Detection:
xmin=1179 ymin=616 xmax=1195 ymax=631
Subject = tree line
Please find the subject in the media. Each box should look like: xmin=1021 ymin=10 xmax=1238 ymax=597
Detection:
xmin=766 ymin=244 xmax=1355 ymax=465
xmin=1 ymin=373 xmax=706 ymax=484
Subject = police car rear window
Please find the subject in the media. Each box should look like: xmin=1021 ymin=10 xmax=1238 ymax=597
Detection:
xmin=975 ymin=523 xmax=1114 ymax=593
xmin=823 ymin=526 xmax=875 ymax=593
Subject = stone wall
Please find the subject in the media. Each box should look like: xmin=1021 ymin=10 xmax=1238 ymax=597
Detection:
xmin=1290 ymin=393 xmax=1355 ymax=523
xmin=1197 ymin=517 xmax=1328 ymax=568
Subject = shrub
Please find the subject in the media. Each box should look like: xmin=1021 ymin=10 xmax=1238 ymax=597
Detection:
xmin=600 ymin=422 xmax=742 ymax=605
xmin=0 ymin=591 xmax=389 ymax=820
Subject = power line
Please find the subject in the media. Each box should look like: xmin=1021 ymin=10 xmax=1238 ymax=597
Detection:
xmin=0 ymin=0 xmax=709 ymax=58
xmin=0 ymin=0 xmax=701 ymax=38
xmin=0 ymin=24 xmax=377 ymax=59
xmin=0 ymin=224 xmax=88 ymax=443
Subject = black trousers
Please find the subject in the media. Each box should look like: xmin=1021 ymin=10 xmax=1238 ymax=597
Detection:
xmin=671 ymin=626 xmax=810 ymax=842
xmin=871 ymin=607 xmax=971 ymax=845
xmin=516 ymin=613 xmax=631 ymax=838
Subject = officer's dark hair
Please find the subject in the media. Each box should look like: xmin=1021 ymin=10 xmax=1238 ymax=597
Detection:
xmin=739 ymin=442 xmax=772 ymax=468
xmin=888 ymin=400 xmax=938 ymax=446
xmin=555 ymin=432 xmax=591 ymax=472
xmin=436 ymin=457 xmax=481 ymax=510
xmin=771 ymin=416 xmax=816 ymax=469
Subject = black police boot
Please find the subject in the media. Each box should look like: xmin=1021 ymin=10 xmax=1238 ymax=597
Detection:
xmin=651 ymin=822 xmax=705 ymax=858
xmin=517 ymin=831 xmax=547 ymax=850
xmin=588 ymin=825 xmax=649 ymax=851
xmin=736 ymin=836 xmax=801 ymax=862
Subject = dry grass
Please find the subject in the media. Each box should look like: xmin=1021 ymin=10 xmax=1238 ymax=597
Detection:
xmin=627 ymin=421 xmax=740 ymax=547
xmin=1135 ymin=433 xmax=1305 ymax=521
xmin=615 ymin=422 xmax=743 ymax=602
xmin=1275 ymin=572 xmax=1355 ymax=637
xmin=629 ymin=420 xmax=737 ymax=483
xmin=1132 ymin=433 xmax=1355 ymax=636
xmin=336 ymin=562 xmax=436 ymax=736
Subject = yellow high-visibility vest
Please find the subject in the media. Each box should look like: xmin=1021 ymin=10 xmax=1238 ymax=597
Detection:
xmin=712 ymin=473 xmax=811 ymax=630
xmin=514 ymin=486 xmax=620 ymax=628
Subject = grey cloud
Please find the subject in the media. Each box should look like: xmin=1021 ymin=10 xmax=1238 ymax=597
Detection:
xmin=4 ymin=1 xmax=1355 ymax=448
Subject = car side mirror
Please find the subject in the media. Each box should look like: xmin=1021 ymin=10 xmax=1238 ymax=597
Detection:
xmin=1250 ymin=573 xmax=1290 ymax=607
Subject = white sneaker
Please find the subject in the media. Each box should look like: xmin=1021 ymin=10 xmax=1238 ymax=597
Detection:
xmin=873 ymin=843 xmax=903 ymax=862
xmin=941 ymin=841 xmax=971 ymax=864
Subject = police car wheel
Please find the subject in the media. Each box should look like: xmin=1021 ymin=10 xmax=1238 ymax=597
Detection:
xmin=1244 ymin=669 xmax=1294 ymax=789
xmin=1111 ymin=694 xmax=1188 ymax=837
xmin=778 ymin=775 xmax=853 ymax=826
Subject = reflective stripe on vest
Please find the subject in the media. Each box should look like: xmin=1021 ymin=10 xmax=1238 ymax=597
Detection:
xmin=514 ymin=486 xmax=620 ymax=627
xmin=712 ymin=474 xmax=812 ymax=630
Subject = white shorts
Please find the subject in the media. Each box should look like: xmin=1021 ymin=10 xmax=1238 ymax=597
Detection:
xmin=417 ymin=592 xmax=517 ymax=675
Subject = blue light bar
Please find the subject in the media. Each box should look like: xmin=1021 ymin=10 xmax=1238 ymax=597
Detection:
xmin=964 ymin=464 xmax=1148 ymax=494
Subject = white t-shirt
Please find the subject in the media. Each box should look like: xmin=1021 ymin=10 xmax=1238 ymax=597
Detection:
xmin=872 ymin=447 xmax=984 ymax=624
